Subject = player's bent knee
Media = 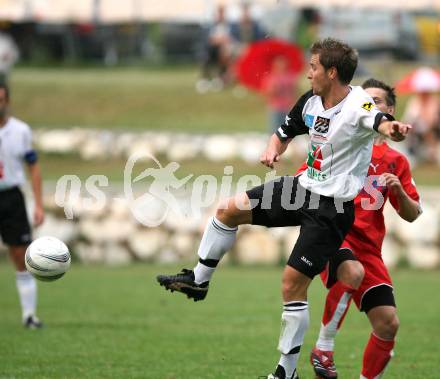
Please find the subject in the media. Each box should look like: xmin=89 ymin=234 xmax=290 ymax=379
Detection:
xmin=337 ymin=260 xmax=364 ymax=290
xmin=375 ymin=313 xmax=400 ymax=339
xmin=215 ymin=194 xmax=251 ymax=227
xmin=384 ymin=314 xmax=400 ymax=337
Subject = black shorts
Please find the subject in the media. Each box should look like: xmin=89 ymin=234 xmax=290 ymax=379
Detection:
xmin=324 ymin=247 xmax=358 ymax=289
xmin=247 ymin=176 xmax=355 ymax=278
xmin=0 ymin=187 xmax=32 ymax=246
xmin=361 ymin=285 xmax=396 ymax=313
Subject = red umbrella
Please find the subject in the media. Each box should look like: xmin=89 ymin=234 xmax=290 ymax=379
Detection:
xmin=395 ymin=67 xmax=440 ymax=94
xmin=235 ymin=38 xmax=305 ymax=92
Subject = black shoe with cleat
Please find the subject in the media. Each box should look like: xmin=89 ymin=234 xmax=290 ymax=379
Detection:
xmin=261 ymin=367 xmax=299 ymax=379
xmin=156 ymin=269 xmax=209 ymax=302
xmin=24 ymin=315 xmax=44 ymax=329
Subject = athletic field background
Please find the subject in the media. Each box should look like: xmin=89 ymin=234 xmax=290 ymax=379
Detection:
xmin=8 ymin=65 xmax=440 ymax=186
xmin=0 ymin=264 xmax=438 ymax=379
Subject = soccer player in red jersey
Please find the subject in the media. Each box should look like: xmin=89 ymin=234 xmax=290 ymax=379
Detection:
xmin=307 ymin=79 xmax=422 ymax=379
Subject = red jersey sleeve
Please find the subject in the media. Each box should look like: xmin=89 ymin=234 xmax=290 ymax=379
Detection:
xmin=388 ymin=155 xmax=420 ymax=211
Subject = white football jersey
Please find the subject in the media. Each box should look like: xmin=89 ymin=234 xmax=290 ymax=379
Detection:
xmin=277 ymin=86 xmax=391 ymax=201
xmin=0 ymin=117 xmax=34 ymax=190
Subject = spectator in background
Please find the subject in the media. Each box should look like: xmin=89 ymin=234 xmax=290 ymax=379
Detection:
xmin=230 ymin=3 xmax=265 ymax=55
xmin=403 ymin=91 xmax=440 ymax=164
xmin=294 ymin=8 xmax=320 ymax=51
xmin=262 ymin=55 xmax=298 ymax=134
xmin=197 ymin=5 xmax=233 ymax=93
xmin=0 ymin=33 xmax=19 ymax=83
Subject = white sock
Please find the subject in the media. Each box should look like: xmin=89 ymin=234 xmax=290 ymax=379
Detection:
xmin=193 ymin=216 xmax=237 ymax=284
xmin=316 ymin=292 xmax=352 ymax=351
xmin=16 ymin=271 xmax=37 ymax=321
xmin=276 ymin=301 xmax=309 ymax=379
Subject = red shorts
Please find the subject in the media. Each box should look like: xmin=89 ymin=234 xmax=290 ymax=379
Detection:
xmin=321 ymin=240 xmax=393 ymax=310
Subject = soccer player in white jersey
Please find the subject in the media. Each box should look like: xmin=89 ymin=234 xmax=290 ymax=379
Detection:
xmin=0 ymin=82 xmax=45 ymax=328
xmin=305 ymin=79 xmax=421 ymax=379
xmin=157 ymin=38 xmax=411 ymax=379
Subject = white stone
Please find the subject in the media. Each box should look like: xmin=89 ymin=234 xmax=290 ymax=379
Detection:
xmin=167 ymin=140 xmax=199 ymax=161
xmin=156 ymin=248 xmax=181 ymax=264
xmin=82 ymin=217 xmax=135 ymax=243
xmin=235 ymin=229 xmax=280 ymax=264
xmin=103 ymin=243 xmax=133 ymax=266
xmin=73 ymin=242 xmax=105 ymax=264
xmin=108 ymin=198 xmax=131 ymax=220
xmin=238 ymin=137 xmax=267 ymax=164
xmin=79 ymin=137 xmax=110 ymax=160
xmin=36 ymin=129 xmax=86 ymax=154
xmin=395 ymin=203 xmax=438 ymax=243
xmin=169 ymin=232 xmax=196 ymax=259
xmin=202 ymin=135 xmax=239 ymax=161
xmin=381 ymin=236 xmax=401 ymax=268
xmin=128 ymin=229 xmax=168 ymax=260
xmin=33 ymin=214 xmax=78 ymax=244
xmin=126 ymin=140 xmax=156 ymax=161
xmin=406 ymin=243 xmax=440 ymax=269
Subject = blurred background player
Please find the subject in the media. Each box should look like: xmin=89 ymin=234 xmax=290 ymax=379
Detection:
xmin=308 ymin=79 xmax=422 ymax=379
xmin=197 ymin=5 xmax=233 ymax=93
xmin=262 ymin=55 xmax=298 ymax=134
xmin=230 ymin=2 xmax=265 ymax=56
xmin=0 ymin=82 xmax=44 ymax=328
xmin=0 ymin=32 xmax=19 ymax=83
xmin=403 ymin=87 xmax=440 ymax=164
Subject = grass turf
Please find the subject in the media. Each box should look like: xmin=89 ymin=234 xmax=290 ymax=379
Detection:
xmin=9 ymin=64 xmax=416 ymax=132
xmin=0 ymin=264 xmax=438 ymax=379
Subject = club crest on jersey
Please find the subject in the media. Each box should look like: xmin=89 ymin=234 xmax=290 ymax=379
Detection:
xmin=304 ymin=114 xmax=314 ymax=128
xmin=362 ymin=102 xmax=374 ymax=111
xmin=313 ymin=116 xmax=330 ymax=133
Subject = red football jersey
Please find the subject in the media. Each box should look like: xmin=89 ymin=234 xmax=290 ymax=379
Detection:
xmin=296 ymin=142 xmax=420 ymax=256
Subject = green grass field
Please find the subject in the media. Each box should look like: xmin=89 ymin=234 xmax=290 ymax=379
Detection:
xmin=0 ymin=264 xmax=438 ymax=379
xmin=9 ymin=64 xmax=415 ymax=132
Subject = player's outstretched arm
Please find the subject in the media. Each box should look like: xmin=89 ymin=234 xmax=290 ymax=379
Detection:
xmin=382 ymin=173 xmax=421 ymax=222
xmin=260 ymin=134 xmax=291 ymax=168
xmin=378 ymin=121 xmax=412 ymax=142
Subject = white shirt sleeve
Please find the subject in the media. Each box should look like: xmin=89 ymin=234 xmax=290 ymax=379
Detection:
xmin=358 ymin=100 xmax=383 ymax=132
xmin=22 ymin=124 xmax=34 ymax=156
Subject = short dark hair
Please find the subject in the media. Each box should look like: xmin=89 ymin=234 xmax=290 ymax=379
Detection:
xmin=362 ymin=78 xmax=396 ymax=107
xmin=310 ymin=38 xmax=358 ymax=85
xmin=0 ymin=82 xmax=10 ymax=101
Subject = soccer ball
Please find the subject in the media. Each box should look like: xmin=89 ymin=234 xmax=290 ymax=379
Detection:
xmin=25 ymin=236 xmax=71 ymax=282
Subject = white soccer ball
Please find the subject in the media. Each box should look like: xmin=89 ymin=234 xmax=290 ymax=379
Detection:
xmin=25 ymin=236 xmax=71 ymax=282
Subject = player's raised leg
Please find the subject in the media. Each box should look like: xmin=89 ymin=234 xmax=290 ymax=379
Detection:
xmin=156 ymin=192 xmax=252 ymax=301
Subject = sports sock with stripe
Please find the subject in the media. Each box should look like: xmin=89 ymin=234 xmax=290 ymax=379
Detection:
xmin=16 ymin=271 xmax=37 ymax=321
xmin=360 ymin=333 xmax=394 ymax=379
xmin=193 ymin=216 xmax=237 ymax=284
xmin=316 ymin=282 xmax=354 ymax=351
xmin=275 ymin=301 xmax=309 ymax=379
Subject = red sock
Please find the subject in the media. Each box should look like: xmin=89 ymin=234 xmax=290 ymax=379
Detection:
xmin=361 ymin=333 xmax=394 ymax=379
xmin=322 ymin=282 xmax=354 ymax=327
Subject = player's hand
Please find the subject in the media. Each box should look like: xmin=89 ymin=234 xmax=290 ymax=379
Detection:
xmin=33 ymin=205 xmax=45 ymax=227
xmin=389 ymin=121 xmax=411 ymax=142
xmin=260 ymin=149 xmax=280 ymax=168
xmin=381 ymin=173 xmax=404 ymax=197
